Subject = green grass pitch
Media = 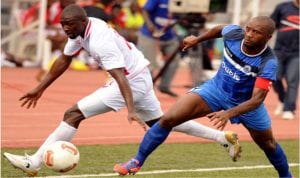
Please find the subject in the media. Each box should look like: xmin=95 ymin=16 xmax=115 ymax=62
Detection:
xmin=1 ymin=139 xmax=299 ymax=178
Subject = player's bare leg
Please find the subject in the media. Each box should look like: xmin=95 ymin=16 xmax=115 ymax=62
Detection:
xmin=247 ymin=128 xmax=292 ymax=177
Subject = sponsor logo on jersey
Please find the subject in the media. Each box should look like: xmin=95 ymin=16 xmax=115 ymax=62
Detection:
xmin=221 ymin=61 xmax=240 ymax=81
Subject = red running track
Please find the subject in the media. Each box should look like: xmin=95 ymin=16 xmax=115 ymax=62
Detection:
xmin=1 ymin=67 xmax=299 ymax=148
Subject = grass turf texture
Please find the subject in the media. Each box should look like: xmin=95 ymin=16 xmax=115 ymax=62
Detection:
xmin=1 ymin=140 xmax=299 ymax=178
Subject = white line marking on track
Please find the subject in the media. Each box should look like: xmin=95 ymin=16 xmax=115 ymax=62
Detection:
xmin=34 ymin=163 xmax=299 ymax=178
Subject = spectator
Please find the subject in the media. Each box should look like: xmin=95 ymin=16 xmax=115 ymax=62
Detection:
xmin=82 ymin=0 xmax=113 ymax=22
xmin=124 ymin=0 xmax=144 ymax=30
xmin=110 ymin=3 xmax=126 ymax=29
xmin=24 ymin=0 xmax=76 ymax=81
xmin=123 ymin=0 xmax=144 ymax=44
xmin=1 ymin=50 xmax=39 ymax=68
xmin=271 ymin=0 xmax=299 ymax=120
xmin=138 ymin=0 xmax=180 ymax=97
xmin=22 ymin=0 xmax=57 ymax=27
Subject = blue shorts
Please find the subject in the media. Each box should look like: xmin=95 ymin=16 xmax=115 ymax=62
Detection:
xmin=190 ymin=80 xmax=271 ymax=131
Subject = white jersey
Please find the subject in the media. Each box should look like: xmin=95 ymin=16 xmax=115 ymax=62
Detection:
xmin=64 ymin=17 xmax=150 ymax=79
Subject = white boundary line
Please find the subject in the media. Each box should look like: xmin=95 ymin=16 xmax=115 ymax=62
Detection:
xmin=35 ymin=163 xmax=300 ymax=178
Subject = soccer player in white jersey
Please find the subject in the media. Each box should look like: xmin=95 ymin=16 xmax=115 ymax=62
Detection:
xmin=3 ymin=4 xmax=241 ymax=177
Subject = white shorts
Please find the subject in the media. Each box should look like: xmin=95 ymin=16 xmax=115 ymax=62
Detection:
xmin=77 ymin=69 xmax=163 ymax=122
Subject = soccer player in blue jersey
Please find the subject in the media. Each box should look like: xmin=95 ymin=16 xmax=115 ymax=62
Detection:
xmin=114 ymin=16 xmax=292 ymax=177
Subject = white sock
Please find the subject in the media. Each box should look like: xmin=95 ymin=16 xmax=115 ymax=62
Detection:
xmin=172 ymin=120 xmax=227 ymax=144
xmin=30 ymin=121 xmax=77 ymax=168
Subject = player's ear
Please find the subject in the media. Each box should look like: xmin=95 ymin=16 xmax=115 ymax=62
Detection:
xmin=266 ymin=33 xmax=272 ymax=40
xmin=83 ymin=17 xmax=88 ymax=23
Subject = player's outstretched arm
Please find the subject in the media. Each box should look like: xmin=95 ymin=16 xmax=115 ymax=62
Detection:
xmin=19 ymin=54 xmax=73 ymax=109
xmin=182 ymin=25 xmax=226 ymax=51
xmin=108 ymin=68 xmax=147 ymax=131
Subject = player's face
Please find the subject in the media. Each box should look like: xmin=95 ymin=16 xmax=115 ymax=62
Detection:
xmin=244 ymin=21 xmax=270 ymax=48
xmin=60 ymin=17 xmax=85 ymax=39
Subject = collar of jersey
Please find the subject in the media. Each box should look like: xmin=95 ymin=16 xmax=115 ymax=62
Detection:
xmin=240 ymin=39 xmax=267 ymax=57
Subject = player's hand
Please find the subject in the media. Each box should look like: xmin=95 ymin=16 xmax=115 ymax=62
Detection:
xmin=207 ymin=110 xmax=230 ymax=130
xmin=147 ymin=23 xmax=156 ymax=34
xmin=19 ymin=88 xmax=44 ymax=109
xmin=182 ymin=35 xmax=199 ymax=51
xmin=127 ymin=112 xmax=147 ymax=131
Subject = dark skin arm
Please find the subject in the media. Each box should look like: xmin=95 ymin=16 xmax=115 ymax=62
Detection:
xmin=108 ymin=68 xmax=147 ymax=131
xmin=207 ymin=87 xmax=269 ymax=130
xmin=19 ymin=54 xmax=72 ymax=108
xmin=141 ymin=9 xmax=155 ymax=34
xmin=182 ymin=25 xmax=226 ymax=51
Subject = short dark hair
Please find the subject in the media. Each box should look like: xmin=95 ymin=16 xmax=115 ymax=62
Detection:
xmin=61 ymin=4 xmax=87 ymax=20
xmin=251 ymin=16 xmax=276 ymax=35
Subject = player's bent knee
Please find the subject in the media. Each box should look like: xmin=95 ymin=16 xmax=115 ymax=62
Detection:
xmin=63 ymin=106 xmax=85 ymax=128
xmin=260 ymin=139 xmax=277 ymax=152
xmin=160 ymin=117 xmax=177 ymax=129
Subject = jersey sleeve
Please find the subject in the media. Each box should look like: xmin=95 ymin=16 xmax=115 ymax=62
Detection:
xmin=221 ymin=25 xmax=245 ymax=40
xmin=96 ymin=42 xmax=125 ymax=71
xmin=258 ymin=58 xmax=278 ymax=81
xmin=63 ymin=38 xmax=82 ymax=56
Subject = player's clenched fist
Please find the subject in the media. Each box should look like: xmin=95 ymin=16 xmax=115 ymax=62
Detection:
xmin=182 ymin=35 xmax=199 ymax=51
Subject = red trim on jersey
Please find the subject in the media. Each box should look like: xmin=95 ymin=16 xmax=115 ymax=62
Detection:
xmin=255 ymin=77 xmax=272 ymax=91
xmin=123 ymin=68 xmax=129 ymax=75
xmin=71 ymin=48 xmax=83 ymax=57
xmin=84 ymin=20 xmax=92 ymax=39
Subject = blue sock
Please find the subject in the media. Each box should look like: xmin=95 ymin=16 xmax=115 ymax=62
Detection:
xmin=134 ymin=122 xmax=171 ymax=166
xmin=265 ymin=143 xmax=292 ymax=178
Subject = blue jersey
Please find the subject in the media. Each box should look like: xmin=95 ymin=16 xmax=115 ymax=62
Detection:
xmin=191 ymin=25 xmax=278 ymax=130
xmin=140 ymin=0 xmax=176 ymax=41
xmin=212 ymin=25 xmax=278 ymax=103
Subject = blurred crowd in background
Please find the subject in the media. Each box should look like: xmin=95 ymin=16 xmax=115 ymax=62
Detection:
xmin=1 ymin=0 xmax=283 ymax=72
xmin=0 ymin=0 xmax=261 ymax=68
